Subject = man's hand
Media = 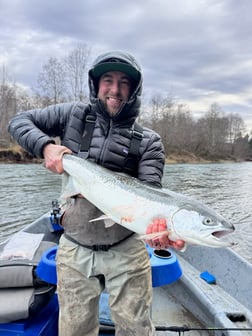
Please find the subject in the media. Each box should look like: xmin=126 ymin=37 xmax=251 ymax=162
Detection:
xmin=145 ymin=218 xmax=185 ymax=250
xmin=43 ymin=144 xmax=72 ymax=174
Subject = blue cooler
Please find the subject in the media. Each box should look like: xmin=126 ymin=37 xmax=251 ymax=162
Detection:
xmin=36 ymin=246 xmax=58 ymax=285
xmin=147 ymin=246 xmax=182 ymax=287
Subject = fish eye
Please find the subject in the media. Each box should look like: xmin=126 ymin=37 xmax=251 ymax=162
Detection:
xmin=203 ymin=217 xmax=215 ymax=226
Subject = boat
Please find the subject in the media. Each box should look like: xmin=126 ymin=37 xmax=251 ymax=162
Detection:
xmin=0 ymin=201 xmax=252 ymax=336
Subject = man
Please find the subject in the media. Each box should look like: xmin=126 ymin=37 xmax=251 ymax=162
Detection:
xmin=8 ymin=51 xmax=183 ymax=336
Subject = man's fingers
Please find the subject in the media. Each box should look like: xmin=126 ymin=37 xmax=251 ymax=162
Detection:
xmin=173 ymin=240 xmax=185 ymax=250
xmin=145 ymin=218 xmax=185 ymax=250
xmin=146 ymin=224 xmax=153 ymax=235
xmin=43 ymin=144 xmax=72 ymax=174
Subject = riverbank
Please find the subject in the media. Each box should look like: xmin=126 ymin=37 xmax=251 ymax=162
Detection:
xmin=166 ymin=152 xmax=212 ymax=164
xmin=0 ymin=145 xmax=42 ymax=163
xmin=0 ymin=145 xmax=246 ymax=164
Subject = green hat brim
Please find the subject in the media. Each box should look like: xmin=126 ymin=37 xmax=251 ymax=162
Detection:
xmin=92 ymin=62 xmax=139 ymax=81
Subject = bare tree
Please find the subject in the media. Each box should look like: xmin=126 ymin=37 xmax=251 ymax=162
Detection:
xmin=0 ymin=66 xmax=15 ymax=144
xmin=149 ymin=92 xmax=165 ymax=125
xmin=36 ymin=57 xmax=67 ymax=104
xmin=227 ymin=113 xmax=245 ymax=144
xmin=144 ymin=92 xmax=196 ymax=155
xmin=64 ymin=44 xmax=91 ymax=102
xmin=170 ymin=104 xmax=195 ymax=151
xmin=202 ymin=103 xmax=229 ymax=156
xmin=0 ymin=65 xmax=31 ymax=145
xmin=147 ymin=92 xmax=174 ymax=129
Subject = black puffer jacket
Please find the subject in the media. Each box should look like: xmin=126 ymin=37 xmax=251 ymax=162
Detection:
xmin=8 ymin=51 xmax=165 ymax=245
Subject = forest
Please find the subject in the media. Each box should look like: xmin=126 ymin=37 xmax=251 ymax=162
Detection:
xmin=1 ymin=45 xmax=252 ymax=162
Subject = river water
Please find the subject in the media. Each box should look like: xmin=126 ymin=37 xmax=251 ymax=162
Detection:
xmin=0 ymin=162 xmax=251 ymax=263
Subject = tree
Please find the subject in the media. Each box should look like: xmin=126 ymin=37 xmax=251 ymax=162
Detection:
xmin=0 ymin=66 xmax=15 ymax=145
xmin=143 ymin=92 xmax=196 ymax=155
xmin=227 ymin=113 xmax=245 ymax=143
xmin=233 ymin=134 xmax=251 ymax=159
xmin=248 ymin=135 xmax=252 ymax=157
xmin=145 ymin=91 xmax=175 ymax=144
xmin=195 ymin=103 xmax=229 ymax=158
xmin=36 ymin=57 xmax=67 ymax=105
xmin=64 ymin=44 xmax=91 ymax=102
xmin=0 ymin=65 xmax=31 ymax=145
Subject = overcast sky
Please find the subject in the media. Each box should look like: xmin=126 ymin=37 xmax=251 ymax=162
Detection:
xmin=0 ymin=0 xmax=251 ymax=131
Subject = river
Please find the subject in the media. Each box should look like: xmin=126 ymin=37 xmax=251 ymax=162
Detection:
xmin=0 ymin=162 xmax=251 ymax=263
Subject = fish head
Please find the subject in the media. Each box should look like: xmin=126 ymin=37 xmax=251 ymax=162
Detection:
xmin=171 ymin=207 xmax=235 ymax=247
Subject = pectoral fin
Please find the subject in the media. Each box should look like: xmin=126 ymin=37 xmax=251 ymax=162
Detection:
xmin=89 ymin=215 xmax=115 ymax=228
xmin=139 ymin=230 xmax=169 ymax=240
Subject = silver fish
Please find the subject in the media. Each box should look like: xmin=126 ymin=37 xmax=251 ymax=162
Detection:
xmin=62 ymin=154 xmax=235 ymax=248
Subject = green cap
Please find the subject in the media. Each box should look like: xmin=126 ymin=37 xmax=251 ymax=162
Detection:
xmin=92 ymin=60 xmax=139 ymax=81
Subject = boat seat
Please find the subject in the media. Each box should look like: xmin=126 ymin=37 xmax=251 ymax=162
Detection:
xmin=0 ymin=238 xmax=57 ymax=323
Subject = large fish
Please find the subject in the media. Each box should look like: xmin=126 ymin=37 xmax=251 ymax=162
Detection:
xmin=62 ymin=154 xmax=235 ymax=248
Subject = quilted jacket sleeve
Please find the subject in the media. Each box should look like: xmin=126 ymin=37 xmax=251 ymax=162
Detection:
xmin=137 ymin=128 xmax=165 ymax=188
xmin=8 ymin=103 xmax=77 ymax=158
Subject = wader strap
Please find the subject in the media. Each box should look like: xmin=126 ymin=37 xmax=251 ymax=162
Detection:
xmin=124 ymin=122 xmax=143 ymax=176
xmin=78 ymin=113 xmax=143 ymax=174
xmin=79 ymin=114 xmax=96 ymax=159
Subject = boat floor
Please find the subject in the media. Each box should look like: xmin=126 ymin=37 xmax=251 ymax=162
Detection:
xmin=99 ymin=279 xmax=252 ymax=336
xmin=152 ymin=286 xmax=209 ymax=335
xmin=99 ymin=287 xmax=208 ymax=336
xmin=151 ymin=248 xmax=252 ymax=336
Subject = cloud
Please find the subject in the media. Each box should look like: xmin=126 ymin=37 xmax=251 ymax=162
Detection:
xmin=0 ymin=0 xmax=251 ymax=130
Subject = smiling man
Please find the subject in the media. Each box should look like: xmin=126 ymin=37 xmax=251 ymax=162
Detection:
xmin=98 ymin=71 xmax=131 ymax=116
xmin=8 ymin=50 xmax=183 ymax=336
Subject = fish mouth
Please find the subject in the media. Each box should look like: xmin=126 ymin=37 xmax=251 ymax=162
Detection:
xmin=210 ymin=228 xmax=236 ymax=247
xmin=212 ymin=229 xmax=233 ymax=239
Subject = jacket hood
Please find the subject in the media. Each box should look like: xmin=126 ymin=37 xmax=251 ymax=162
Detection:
xmin=88 ymin=51 xmax=143 ymax=121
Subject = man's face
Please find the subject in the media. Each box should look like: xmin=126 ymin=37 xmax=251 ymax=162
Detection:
xmin=97 ymin=71 xmax=132 ymax=116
